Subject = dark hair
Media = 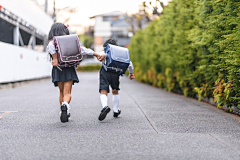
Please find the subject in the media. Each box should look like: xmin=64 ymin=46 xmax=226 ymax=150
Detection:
xmin=47 ymin=23 xmax=69 ymax=60
xmin=103 ymin=39 xmax=118 ymax=47
xmin=48 ymin=23 xmax=69 ymax=41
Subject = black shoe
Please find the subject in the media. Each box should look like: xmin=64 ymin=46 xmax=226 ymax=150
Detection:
xmin=60 ymin=104 xmax=69 ymax=123
xmin=98 ymin=106 xmax=111 ymax=121
xmin=113 ymin=109 xmax=121 ymax=118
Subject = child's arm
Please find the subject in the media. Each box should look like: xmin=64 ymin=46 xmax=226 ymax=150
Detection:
xmin=47 ymin=41 xmax=58 ymax=67
xmin=80 ymin=46 xmax=100 ymax=58
xmin=51 ymin=54 xmax=58 ymax=67
xmin=128 ymin=61 xmax=135 ymax=80
xmin=93 ymin=52 xmax=100 ymax=58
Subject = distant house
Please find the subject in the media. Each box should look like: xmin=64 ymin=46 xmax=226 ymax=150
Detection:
xmin=90 ymin=11 xmax=132 ymax=53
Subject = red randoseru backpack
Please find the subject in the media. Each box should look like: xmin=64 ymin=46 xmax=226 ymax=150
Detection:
xmin=53 ymin=34 xmax=83 ymax=71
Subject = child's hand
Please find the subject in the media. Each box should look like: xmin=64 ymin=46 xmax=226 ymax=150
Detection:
xmin=52 ymin=59 xmax=58 ymax=67
xmin=129 ymin=73 xmax=135 ymax=80
xmin=98 ymin=54 xmax=106 ymax=62
xmin=93 ymin=52 xmax=102 ymax=62
xmin=95 ymin=51 xmax=105 ymax=62
xmin=94 ymin=53 xmax=100 ymax=59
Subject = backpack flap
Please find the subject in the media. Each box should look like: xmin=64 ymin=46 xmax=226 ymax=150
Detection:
xmin=103 ymin=44 xmax=130 ymax=74
xmin=54 ymin=34 xmax=83 ymax=62
xmin=108 ymin=44 xmax=130 ymax=63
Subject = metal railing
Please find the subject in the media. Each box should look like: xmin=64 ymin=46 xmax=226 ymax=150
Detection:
xmin=0 ymin=5 xmax=45 ymax=40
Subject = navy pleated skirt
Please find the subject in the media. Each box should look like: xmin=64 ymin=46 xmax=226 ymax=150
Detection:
xmin=52 ymin=66 xmax=79 ymax=87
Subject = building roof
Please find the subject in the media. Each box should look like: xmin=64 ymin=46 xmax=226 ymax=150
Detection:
xmin=0 ymin=0 xmax=53 ymax=35
xmin=90 ymin=11 xmax=124 ymax=19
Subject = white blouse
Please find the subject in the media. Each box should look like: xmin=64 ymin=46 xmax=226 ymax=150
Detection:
xmin=47 ymin=41 xmax=94 ymax=56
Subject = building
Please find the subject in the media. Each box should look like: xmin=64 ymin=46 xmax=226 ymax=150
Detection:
xmin=90 ymin=11 xmax=132 ymax=53
xmin=0 ymin=0 xmax=54 ymax=83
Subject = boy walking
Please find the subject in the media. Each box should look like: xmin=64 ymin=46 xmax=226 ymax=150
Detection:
xmin=98 ymin=39 xmax=135 ymax=121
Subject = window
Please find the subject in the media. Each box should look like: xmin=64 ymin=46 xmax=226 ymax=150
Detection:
xmin=103 ymin=16 xmax=113 ymax=21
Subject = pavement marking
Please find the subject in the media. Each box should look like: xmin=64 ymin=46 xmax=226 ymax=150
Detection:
xmin=128 ymin=93 xmax=161 ymax=134
xmin=0 ymin=111 xmax=18 ymax=119
xmin=0 ymin=111 xmax=18 ymax=113
xmin=209 ymin=133 xmax=240 ymax=156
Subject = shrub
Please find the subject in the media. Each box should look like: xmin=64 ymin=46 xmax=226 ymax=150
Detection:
xmin=129 ymin=0 xmax=240 ymax=108
xmin=76 ymin=64 xmax=101 ymax=72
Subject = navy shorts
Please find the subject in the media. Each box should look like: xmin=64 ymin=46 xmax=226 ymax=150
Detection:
xmin=99 ymin=67 xmax=120 ymax=93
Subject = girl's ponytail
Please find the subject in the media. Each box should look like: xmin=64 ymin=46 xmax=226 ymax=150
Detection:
xmin=64 ymin=25 xmax=70 ymax=35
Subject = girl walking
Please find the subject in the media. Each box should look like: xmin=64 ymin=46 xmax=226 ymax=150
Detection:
xmin=47 ymin=23 xmax=100 ymax=123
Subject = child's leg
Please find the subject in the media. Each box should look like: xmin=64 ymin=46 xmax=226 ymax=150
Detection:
xmin=59 ymin=80 xmax=72 ymax=123
xmin=98 ymin=69 xmax=111 ymax=121
xmin=63 ymin=80 xmax=73 ymax=104
xmin=100 ymin=89 xmax=108 ymax=108
xmin=112 ymin=89 xmax=119 ymax=113
xmin=98 ymin=89 xmax=111 ymax=121
xmin=58 ymin=82 xmax=64 ymax=105
xmin=61 ymin=80 xmax=73 ymax=111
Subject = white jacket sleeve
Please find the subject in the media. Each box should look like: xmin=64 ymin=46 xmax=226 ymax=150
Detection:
xmin=128 ymin=61 xmax=134 ymax=73
xmin=80 ymin=46 xmax=94 ymax=56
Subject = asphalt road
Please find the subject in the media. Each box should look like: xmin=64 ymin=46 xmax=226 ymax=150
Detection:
xmin=1 ymin=72 xmax=240 ymax=160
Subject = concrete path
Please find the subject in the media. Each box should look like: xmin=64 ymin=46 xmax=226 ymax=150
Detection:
xmin=0 ymin=72 xmax=240 ymax=160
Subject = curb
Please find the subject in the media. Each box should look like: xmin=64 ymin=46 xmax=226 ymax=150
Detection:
xmin=196 ymin=95 xmax=240 ymax=116
xmin=0 ymin=77 xmax=51 ymax=90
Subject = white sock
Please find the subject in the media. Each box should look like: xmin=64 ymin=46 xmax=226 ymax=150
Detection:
xmin=62 ymin=102 xmax=70 ymax=115
xmin=62 ymin=102 xmax=70 ymax=109
xmin=100 ymin=94 xmax=108 ymax=108
xmin=112 ymin=94 xmax=119 ymax=113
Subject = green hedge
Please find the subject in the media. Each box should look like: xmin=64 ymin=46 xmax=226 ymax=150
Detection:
xmin=76 ymin=64 xmax=101 ymax=71
xmin=129 ymin=0 xmax=240 ymax=109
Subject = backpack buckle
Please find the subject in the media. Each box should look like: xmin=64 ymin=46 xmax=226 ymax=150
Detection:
xmin=115 ymin=68 xmax=122 ymax=72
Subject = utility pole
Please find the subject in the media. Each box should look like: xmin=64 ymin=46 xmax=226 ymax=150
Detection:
xmin=45 ymin=0 xmax=48 ymax=13
xmin=53 ymin=0 xmax=56 ymax=22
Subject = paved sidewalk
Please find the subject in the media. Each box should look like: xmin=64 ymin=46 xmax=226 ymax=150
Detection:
xmin=0 ymin=72 xmax=240 ymax=160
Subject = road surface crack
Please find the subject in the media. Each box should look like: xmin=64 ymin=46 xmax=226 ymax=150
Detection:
xmin=128 ymin=94 xmax=160 ymax=134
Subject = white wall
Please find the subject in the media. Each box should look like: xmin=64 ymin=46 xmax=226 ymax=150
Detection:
xmin=93 ymin=16 xmax=112 ymax=52
xmin=0 ymin=42 xmax=52 ymax=83
xmin=94 ymin=16 xmax=111 ymax=37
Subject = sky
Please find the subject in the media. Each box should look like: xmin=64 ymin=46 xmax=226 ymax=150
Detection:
xmin=37 ymin=0 xmax=170 ymax=33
